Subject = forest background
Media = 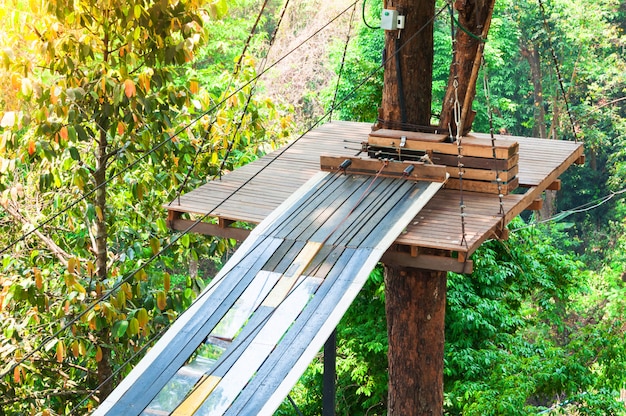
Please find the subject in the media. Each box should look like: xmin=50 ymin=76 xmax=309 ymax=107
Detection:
xmin=0 ymin=0 xmax=625 ymax=414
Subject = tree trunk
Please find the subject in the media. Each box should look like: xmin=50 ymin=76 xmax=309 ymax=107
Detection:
xmin=521 ymin=44 xmax=547 ymax=140
xmin=94 ymin=112 xmax=114 ymax=400
xmin=521 ymin=43 xmax=556 ymax=220
xmin=378 ymin=0 xmax=435 ymax=130
xmin=439 ymin=0 xmax=496 ymax=136
xmin=385 ymin=266 xmax=447 ymax=415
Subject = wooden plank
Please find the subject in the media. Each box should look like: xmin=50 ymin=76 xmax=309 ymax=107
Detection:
xmin=432 ymin=152 xmax=519 ymax=170
xmin=331 ymin=180 xmax=417 ymax=248
xmin=210 ymin=271 xmax=281 ymax=341
xmin=171 ymin=376 xmax=221 ymax=416
xmin=223 ymin=248 xmax=364 ymax=415
xmin=320 ymin=155 xmax=448 ymax=183
xmin=262 ymin=241 xmax=323 ymax=307
xmin=367 ymin=135 xmax=518 ymax=159
xmin=311 ymin=177 xmax=406 ymax=246
xmin=97 ymin=236 xmax=284 ymax=414
xmin=193 ymin=276 xmax=324 ymax=415
xmin=380 ymin=250 xmax=473 ymax=274
xmin=368 ymin=128 xmax=448 ymax=142
xmin=444 ymin=176 xmax=519 ymax=195
xmin=446 ymin=164 xmax=518 ymax=182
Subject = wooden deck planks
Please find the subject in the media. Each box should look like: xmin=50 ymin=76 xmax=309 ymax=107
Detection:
xmin=164 ymin=120 xmax=583 ymax=260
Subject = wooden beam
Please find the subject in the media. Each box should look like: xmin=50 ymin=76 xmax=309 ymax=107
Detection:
xmin=527 ymin=198 xmax=544 ymax=211
xmin=168 ymin=217 xmax=251 ymax=241
xmin=576 ymin=154 xmax=586 ymax=165
xmin=546 ymin=179 xmax=562 ymax=191
xmin=381 ymin=251 xmax=473 ymax=274
xmin=320 ymin=156 xmax=448 ymax=183
xmin=368 ymin=134 xmax=518 ymax=159
xmin=444 ymin=176 xmax=519 ymax=195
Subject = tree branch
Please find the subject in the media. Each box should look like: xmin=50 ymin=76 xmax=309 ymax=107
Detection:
xmin=2 ymin=202 xmax=71 ymax=268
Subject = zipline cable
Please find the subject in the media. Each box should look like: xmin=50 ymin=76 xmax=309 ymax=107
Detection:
xmin=8 ymin=0 xmax=455 ymax=402
xmin=0 ymin=0 xmax=361 ymax=258
xmin=215 ymin=0 xmax=289 ymax=180
xmin=2 ymin=0 xmax=369 ymax=381
xmin=537 ymin=0 xmax=579 ymax=142
xmin=329 ymin=1 xmax=358 ymax=121
xmin=50 ymin=3 xmax=455 ymax=409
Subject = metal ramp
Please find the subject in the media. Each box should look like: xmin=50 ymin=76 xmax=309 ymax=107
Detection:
xmin=96 ymin=163 xmax=445 ymax=415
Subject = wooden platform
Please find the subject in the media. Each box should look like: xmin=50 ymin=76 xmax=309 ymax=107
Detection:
xmin=165 ymin=121 xmax=583 ymax=273
xmin=97 ymin=171 xmax=444 ymax=415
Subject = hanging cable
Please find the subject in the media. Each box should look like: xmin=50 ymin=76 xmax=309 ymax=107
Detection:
xmin=0 ymin=0 xmax=361 ymax=258
xmin=449 ymin=3 xmax=469 ymax=248
xmin=482 ymin=56 xmax=505 ymax=218
xmin=537 ymin=0 xmax=579 ymax=142
xmin=329 ymin=2 xmax=358 ymax=121
xmin=362 ymin=0 xmax=379 ymax=30
xmin=215 ymin=0 xmax=292 ymax=180
xmin=4 ymin=0 xmax=454 ymax=390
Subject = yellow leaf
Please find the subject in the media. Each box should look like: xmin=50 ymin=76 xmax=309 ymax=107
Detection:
xmin=122 ymin=282 xmax=133 ymax=300
xmin=156 ymin=291 xmax=166 ymax=311
xmin=95 ymin=345 xmax=103 ymax=362
xmin=189 ymin=80 xmax=199 ymax=94
xmin=59 ymin=126 xmax=68 ymax=141
xmin=34 ymin=267 xmax=42 ymax=290
xmin=95 ymin=206 xmax=103 ymax=221
xmin=137 ymin=308 xmax=148 ymax=328
xmin=68 ymin=257 xmax=76 ymax=275
xmin=56 ymin=340 xmax=65 ymax=363
xmin=124 ymin=79 xmax=136 ymax=98
xmin=13 ymin=366 xmax=21 ymax=384
xmin=128 ymin=317 xmax=139 ymax=336
xmin=150 ymin=237 xmax=160 ymax=256
xmin=117 ymin=121 xmax=125 ymax=136
xmin=86 ymin=261 xmax=95 ymax=277
xmin=71 ymin=340 xmax=79 ymax=358
xmin=163 ymin=272 xmax=170 ymax=292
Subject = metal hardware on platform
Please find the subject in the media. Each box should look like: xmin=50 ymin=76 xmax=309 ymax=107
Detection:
xmin=339 ymin=159 xmax=353 ymax=172
xmin=403 ymin=164 xmax=415 ymax=177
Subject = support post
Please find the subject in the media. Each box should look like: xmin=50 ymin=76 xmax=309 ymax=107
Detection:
xmin=385 ymin=266 xmax=447 ymax=415
xmin=323 ymin=329 xmax=337 ymax=416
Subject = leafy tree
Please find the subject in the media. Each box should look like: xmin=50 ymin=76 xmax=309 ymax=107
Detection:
xmin=0 ymin=0 xmax=292 ymax=413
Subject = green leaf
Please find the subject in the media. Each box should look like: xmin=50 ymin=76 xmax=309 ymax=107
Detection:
xmin=112 ymin=320 xmax=129 ymax=339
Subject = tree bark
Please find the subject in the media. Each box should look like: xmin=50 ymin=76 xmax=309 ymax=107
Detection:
xmin=385 ymin=266 xmax=447 ymax=415
xmin=439 ymin=0 xmax=496 ymax=136
xmin=521 ymin=43 xmax=556 ymax=220
xmin=378 ymin=0 xmax=435 ymax=130
xmin=94 ymin=125 xmax=114 ymax=400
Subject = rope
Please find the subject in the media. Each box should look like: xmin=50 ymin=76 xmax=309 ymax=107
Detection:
xmin=234 ymin=0 xmax=272 ymax=75
xmin=537 ymin=0 xmax=579 ymax=142
xmin=329 ymin=1 xmax=358 ymax=121
xmin=482 ymin=56 xmax=505 ymax=218
xmin=450 ymin=3 xmax=469 ymax=249
xmin=6 ymin=0 xmax=453 ymax=400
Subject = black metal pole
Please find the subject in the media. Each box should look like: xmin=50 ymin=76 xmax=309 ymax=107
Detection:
xmin=322 ymin=329 xmax=337 ymax=416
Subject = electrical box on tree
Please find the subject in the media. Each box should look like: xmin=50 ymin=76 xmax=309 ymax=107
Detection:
xmin=380 ymin=9 xmax=398 ymax=30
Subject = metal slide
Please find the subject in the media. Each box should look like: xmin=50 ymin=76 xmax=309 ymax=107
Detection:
xmin=96 ymin=168 xmax=444 ymax=415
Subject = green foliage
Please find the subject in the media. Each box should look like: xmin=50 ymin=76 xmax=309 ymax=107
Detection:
xmin=276 ymin=266 xmax=388 ymax=415
xmin=0 ymin=0 xmax=293 ymax=413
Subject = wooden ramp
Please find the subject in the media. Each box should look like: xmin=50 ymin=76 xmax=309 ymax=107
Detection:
xmin=96 ymin=166 xmax=445 ymax=415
